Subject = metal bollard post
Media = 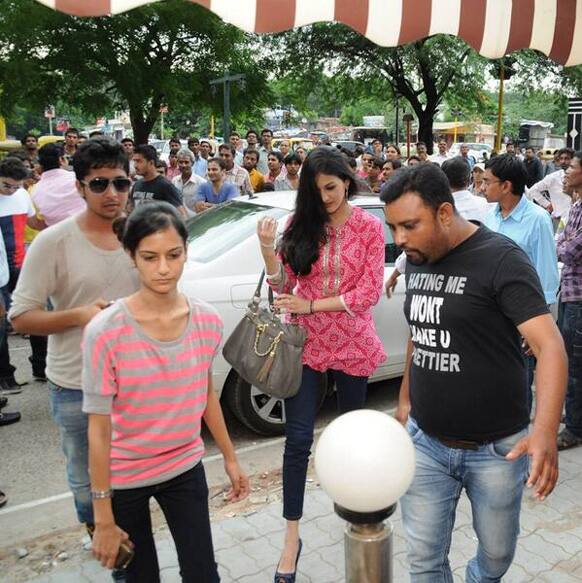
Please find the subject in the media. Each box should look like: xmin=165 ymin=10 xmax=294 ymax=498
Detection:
xmin=336 ymin=504 xmax=396 ymax=583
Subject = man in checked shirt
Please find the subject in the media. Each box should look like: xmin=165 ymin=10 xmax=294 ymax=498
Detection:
xmin=557 ymin=151 xmax=582 ymax=450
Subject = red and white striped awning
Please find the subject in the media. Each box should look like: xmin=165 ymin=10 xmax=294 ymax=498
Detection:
xmin=36 ymin=0 xmax=582 ymax=66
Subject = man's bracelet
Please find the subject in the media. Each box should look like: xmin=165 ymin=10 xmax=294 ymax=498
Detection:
xmin=91 ymin=489 xmax=114 ymax=500
xmin=260 ymin=242 xmax=275 ymax=249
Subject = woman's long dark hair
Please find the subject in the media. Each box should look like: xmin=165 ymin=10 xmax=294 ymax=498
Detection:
xmin=279 ymin=146 xmax=358 ymax=276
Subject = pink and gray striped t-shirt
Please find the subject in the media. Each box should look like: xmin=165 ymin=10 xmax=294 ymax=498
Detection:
xmin=82 ymin=297 xmax=223 ymax=489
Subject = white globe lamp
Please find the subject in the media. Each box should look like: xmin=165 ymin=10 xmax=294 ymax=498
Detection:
xmin=314 ymin=410 xmax=416 ymax=583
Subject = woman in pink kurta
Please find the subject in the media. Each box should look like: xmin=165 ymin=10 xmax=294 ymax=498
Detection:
xmin=257 ymin=146 xmax=386 ymax=582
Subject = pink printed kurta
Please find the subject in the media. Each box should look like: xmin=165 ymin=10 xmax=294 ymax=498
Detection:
xmin=271 ymin=206 xmax=386 ymax=377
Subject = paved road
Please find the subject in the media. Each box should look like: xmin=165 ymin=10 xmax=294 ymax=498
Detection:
xmin=17 ymin=440 xmax=582 ymax=583
xmin=0 ymin=335 xmax=400 ymax=545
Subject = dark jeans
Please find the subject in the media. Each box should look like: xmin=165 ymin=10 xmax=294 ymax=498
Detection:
xmin=0 ymin=267 xmax=47 ymax=378
xmin=283 ymin=365 xmax=368 ymax=520
xmin=524 ymin=354 xmax=535 ymax=414
xmin=112 ymin=463 xmax=219 ymax=583
xmin=559 ymin=301 xmax=582 ymax=437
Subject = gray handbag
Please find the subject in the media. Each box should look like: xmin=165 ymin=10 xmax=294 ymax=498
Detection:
xmin=222 ymin=270 xmax=306 ymax=399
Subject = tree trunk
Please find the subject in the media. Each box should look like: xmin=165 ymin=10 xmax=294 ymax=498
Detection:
xmin=417 ymin=111 xmax=435 ymax=154
xmin=130 ymin=109 xmax=157 ymax=145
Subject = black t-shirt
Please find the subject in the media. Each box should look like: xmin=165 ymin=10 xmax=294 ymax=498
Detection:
xmin=131 ymin=176 xmax=183 ymax=209
xmin=404 ymin=226 xmax=549 ymax=442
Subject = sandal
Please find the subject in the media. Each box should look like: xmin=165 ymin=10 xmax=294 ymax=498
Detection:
xmin=557 ymin=428 xmax=582 ymax=451
xmin=274 ymin=538 xmax=303 ymax=583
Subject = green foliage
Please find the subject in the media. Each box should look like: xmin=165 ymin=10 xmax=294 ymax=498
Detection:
xmin=0 ymin=0 xmax=271 ymax=142
xmin=263 ymin=24 xmax=490 ymax=150
xmin=4 ymin=102 xmax=101 ymax=138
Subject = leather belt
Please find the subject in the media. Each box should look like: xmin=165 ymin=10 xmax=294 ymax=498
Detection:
xmin=435 ymin=437 xmax=487 ymax=451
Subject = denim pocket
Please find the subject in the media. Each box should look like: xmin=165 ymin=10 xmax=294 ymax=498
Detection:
xmin=406 ymin=417 xmax=424 ymax=444
xmin=488 ymin=428 xmax=528 ymax=460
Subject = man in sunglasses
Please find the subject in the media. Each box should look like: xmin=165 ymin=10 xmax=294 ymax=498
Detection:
xmin=9 ymin=139 xmax=139 ymax=563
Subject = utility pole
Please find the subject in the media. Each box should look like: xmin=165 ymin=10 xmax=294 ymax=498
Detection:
xmin=495 ymin=62 xmax=505 ymax=152
xmin=492 ymin=57 xmax=515 ymax=151
xmin=44 ymin=106 xmax=55 ymax=135
xmin=394 ymin=94 xmax=400 ymax=146
xmin=209 ymin=70 xmax=246 ymax=140
xmin=451 ymin=110 xmax=462 ymax=144
xmin=159 ymin=105 xmax=168 ymax=140
xmin=403 ymin=113 xmax=414 ymax=158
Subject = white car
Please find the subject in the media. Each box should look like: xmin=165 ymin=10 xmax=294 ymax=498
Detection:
xmin=179 ymin=192 xmax=409 ymax=435
xmin=448 ymin=142 xmax=493 ymax=162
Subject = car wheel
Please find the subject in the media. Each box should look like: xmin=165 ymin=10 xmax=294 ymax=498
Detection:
xmin=223 ymin=371 xmax=328 ymax=436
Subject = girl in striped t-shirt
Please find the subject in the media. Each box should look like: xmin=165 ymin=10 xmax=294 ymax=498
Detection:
xmin=82 ymin=202 xmax=249 ymax=582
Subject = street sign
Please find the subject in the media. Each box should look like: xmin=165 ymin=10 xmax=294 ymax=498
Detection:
xmin=56 ymin=119 xmax=69 ymax=132
xmin=567 ymin=98 xmax=582 ymax=151
xmin=44 ymin=106 xmax=55 ymax=119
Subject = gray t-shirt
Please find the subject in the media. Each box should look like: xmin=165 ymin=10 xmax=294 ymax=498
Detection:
xmin=9 ymin=216 xmax=139 ymax=389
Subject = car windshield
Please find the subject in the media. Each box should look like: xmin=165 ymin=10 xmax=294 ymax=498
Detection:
xmin=186 ymin=201 xmax=289 ymax=263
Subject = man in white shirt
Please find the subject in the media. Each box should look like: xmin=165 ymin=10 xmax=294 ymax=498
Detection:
xmin=526 ymin=147 xmax=574 ymax=224
xmin=0 ymin=157 xmax=47 ymax=393
xmin=430 ymin=140 xmax=450 ymax=166
xmin=172 ymin=148 xmax=206 ymax=215
xmin=386 ymin=156 xmax=490 ymax=294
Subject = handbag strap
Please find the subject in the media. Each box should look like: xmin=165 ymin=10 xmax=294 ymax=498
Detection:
xmin=251 ymin=270 xmax=275 ymax=309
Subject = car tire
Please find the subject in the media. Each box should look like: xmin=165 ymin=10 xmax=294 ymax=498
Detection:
xmin=223 ymin=370 xmax=328 ymax=436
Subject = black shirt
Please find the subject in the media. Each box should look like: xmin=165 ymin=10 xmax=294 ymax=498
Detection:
xmin=131 ymin=176 xmax=183 ymax=209
xmin=404 ymin=226 xmax=549 ymax=442
xmin=524 ymin=156 xmax=544 ymax=188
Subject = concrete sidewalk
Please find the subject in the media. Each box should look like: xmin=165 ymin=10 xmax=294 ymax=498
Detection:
xmin=24 ymin=445 xmax=582 ymax=583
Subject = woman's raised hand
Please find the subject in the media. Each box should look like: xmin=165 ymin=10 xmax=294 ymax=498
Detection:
xmin=257 ymin=216 xmax=277 ymax=248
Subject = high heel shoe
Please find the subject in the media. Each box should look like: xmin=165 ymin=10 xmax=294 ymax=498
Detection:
xmin=274 ymin=538 xmax=303 ymax=583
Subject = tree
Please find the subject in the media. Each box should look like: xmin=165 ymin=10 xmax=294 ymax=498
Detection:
xmin=0 ymin=0 xmax=271 ymax=143
xmin=265 ymin=24 xmax=489 ymax=152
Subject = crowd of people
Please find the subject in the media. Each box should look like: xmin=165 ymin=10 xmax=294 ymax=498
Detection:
xmin=0 ymin=126 xmax=580 ymax=582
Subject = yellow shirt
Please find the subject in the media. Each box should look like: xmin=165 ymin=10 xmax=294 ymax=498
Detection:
xmin=249 ymin=168 xmax=265 ymax=193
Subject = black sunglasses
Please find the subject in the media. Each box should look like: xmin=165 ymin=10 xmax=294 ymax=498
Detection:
xmin=81 ymin=177 xmax=131 ymax=194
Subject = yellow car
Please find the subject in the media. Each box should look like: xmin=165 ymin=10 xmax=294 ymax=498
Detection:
xmin=0 ymin=135 xmax=64 ymax=158
xmin=38 ymin=135 xmax=65 ymax=147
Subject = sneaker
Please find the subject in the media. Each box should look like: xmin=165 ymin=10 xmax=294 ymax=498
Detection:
xmin=0 ymin=396 xmax=7 ymax=409
xmin=0 ymin=411 xmax=21 ymax=426
xmin=0 ymin=378 xmax=24 ymax=395
xmin=33 ymin=371 xmax=48 ymax=383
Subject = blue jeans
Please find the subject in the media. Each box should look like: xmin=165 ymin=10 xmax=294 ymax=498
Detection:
xmin=48 ymin=382 xmax=93 ymax=525
xmin=559 ymin=301 xmax=582 ymax=437
xmin=283 ymin=365 xmax=368 ymax=520
xmin=401 ymin=418 xmax=528 ymax=583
